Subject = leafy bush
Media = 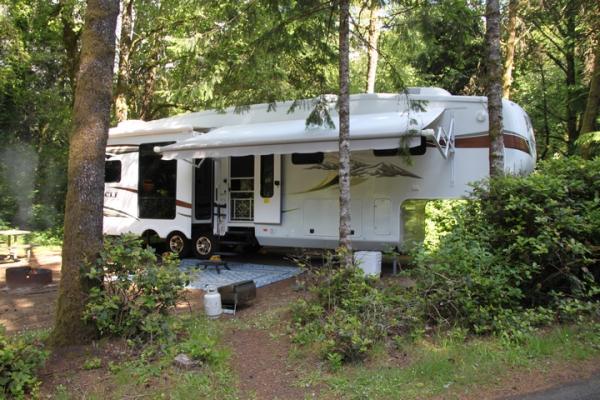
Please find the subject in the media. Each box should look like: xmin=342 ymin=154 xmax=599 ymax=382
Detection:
xmin=0 ymin=327 xmax=48 ymax=399
xmin=27 ymin=228 xmax=63 ymax=247
xmin=83 ymin=235 xmax=189 ymax=340
xmin=290 ymin=255 xmax=388 ymax=364
xmin=411 ymin=157 xmax=600 ymax=337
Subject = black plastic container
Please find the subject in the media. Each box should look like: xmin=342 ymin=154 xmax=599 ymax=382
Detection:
xmin=218 ymin=280 xmax=256 ymax=307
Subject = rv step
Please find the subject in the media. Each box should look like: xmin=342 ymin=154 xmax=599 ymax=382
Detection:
xmin=219 ymin=240 xmax=250 ymax=246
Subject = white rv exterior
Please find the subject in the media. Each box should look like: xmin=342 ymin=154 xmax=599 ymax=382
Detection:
xmin=103 ymin=89 xmax=536 ymax=257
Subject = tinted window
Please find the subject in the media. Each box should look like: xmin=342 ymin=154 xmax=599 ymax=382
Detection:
xmin=373 ymin=148 xmax=399 ymax=157
xmin=138 ymin=142 xmax=176 ymax=219
xmin=409 ymin=137 xmax=427 ymax=156
xmin=291 ymin=152 xmax=324 ymax=164
xmin=194 ymin=159 xmax=213 ymax=220
xmin=260 ymin=154 xmax=274 ymax=198
xmin=373 ymin=137 xmax=427 ymax=157
xmin=105 ymin=160 xmax=121 ymax=183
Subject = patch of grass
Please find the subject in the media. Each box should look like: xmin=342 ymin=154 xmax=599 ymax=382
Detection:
xmin=83 ymin=357 xmax=102 ymax=370
xmin=227 ymin=306 xmax=288 ymax=332
xmin=317 ymin=322 xmax=600 ymax=400
xmin=52 ymin=316 xmax=239 ymax=399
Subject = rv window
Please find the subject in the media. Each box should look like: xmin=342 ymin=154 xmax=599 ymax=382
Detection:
xmin=373 ymin=137 xmax=427 ymax=157
xmin=373 ymin=148 xmax=399 ymax=157
xmin=291 ymin=152 xmax=324 ymax=165
xmin=260 ymin=154 xmax=274 ymax=198
xmin=409 ymin=137 xmax=427 ymax=156
xmin=105 ymin=160 xmax=121 ymax=183
xmin=194 ymin=159 xmax=213 ymax=221
xmin=138 ymin=142 xmax=177 ymax=219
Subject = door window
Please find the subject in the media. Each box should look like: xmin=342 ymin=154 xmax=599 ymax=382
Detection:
xmin=260 ymin=154 xmax=274 ymax=198
xmin=138 ymin=142 xmax=176 ymax=219
xmin=194 ymin=159 xmax=213 ymax=220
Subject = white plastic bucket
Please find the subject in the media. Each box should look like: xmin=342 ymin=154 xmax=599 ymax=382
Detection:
xmin=353 ymin=251 xmax=382 ymax=277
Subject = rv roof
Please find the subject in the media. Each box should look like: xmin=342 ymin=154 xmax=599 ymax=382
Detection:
xmin=109 ymin=89 xmax=469 ymax=138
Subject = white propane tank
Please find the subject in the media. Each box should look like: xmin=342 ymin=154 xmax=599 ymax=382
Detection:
xmin=203 ymin=286 xmax=222 ymax=319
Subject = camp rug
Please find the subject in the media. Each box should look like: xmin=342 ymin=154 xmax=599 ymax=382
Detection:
xmin=180 ymin=259 xmax=302 ymax=289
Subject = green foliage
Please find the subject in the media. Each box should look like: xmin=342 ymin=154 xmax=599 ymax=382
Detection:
xmin=83 ymin=235 xmax=189 ymax=340
xmin=411 ymin=157 xmax=600 ymax=337
xmin=320 ymin=322 xmax=600 ymax=400
xmin=575 ymin=131 xmax=600 ymax=159
xmin=0 ymin=327 xmax=48 ymax=399
xmin=290 ymin=254 xmax=388 ymax=364
xmin=82 ymin=357 xmax=102 ymax=370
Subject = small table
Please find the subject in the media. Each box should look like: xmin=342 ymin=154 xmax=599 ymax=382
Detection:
xmin=0 ymin=229 xmax=32 ymax=261
xmin=196 ymin=259 xmax=231 ymax=274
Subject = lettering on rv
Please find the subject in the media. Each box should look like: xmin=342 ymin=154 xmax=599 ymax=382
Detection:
xmin=104 ymin=191 xmax=118 ymax=198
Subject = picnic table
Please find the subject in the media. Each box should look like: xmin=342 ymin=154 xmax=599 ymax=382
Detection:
xmin=0 ymin=229 xmax=32 ymax=262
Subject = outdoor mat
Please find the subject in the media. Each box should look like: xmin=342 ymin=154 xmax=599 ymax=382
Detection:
xmin=180 ymin=259 xmax=301 ymax=289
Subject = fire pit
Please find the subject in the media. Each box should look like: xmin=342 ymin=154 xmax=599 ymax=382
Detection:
xmin=5 ymin=266 xmax=53 ymax=289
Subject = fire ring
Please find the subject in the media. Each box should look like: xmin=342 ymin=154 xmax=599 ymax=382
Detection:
xmin=6 ymin=266 xmax=53 ymax=288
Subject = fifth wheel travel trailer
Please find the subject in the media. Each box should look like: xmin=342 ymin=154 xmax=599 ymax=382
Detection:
xmin=103 ymin=88 xmax=536 ymax=258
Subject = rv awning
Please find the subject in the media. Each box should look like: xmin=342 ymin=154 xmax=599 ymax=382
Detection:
xmin=155 ymin=107 xmax=445 ymax=159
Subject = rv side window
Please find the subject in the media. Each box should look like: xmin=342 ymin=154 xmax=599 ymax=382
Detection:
xmin=373 ymin=148 xmax=399 ymax=157
xmin=260 ymin=154 xmax=274 ymax=198
xmin=105 ymin=160 xmax=121 ymax=183
xmin=138 ymin=142 xmax=176 ymax=219
xmin=373 ymin=137 xmax=427 ymax=157
xmin=291 ymin=152 xmax=324 ymax=164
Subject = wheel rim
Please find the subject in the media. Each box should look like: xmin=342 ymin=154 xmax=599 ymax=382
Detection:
xmin=169 ymin=235 xmax=185 ymax=253
xmin=195 ymin=236 xmax=212 ymax=256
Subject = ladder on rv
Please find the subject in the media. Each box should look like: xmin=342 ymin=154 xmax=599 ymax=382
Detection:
xmin=427 ymin=116 xmax=455 ymax=159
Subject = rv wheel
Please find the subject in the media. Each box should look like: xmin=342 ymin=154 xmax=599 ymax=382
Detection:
xmin=167 ymin=231 xmax=191 ymax=258
xmin=192 ymin=233 xmax=219 ymax=259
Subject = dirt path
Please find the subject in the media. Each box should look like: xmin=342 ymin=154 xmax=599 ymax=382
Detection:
xmin=224 ymin=277 xmax=318 ymax=400
xmin=229 ymin=329 xmax=307 ymax=400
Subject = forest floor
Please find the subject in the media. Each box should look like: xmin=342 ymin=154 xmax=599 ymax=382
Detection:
xmin=1 ymin=249 xmax=599 ymax=399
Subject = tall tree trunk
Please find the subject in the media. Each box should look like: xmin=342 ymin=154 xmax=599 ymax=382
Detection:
xmin=502 ymin=0 xmax=520 ymax=99
xmin=338 ymin=0 xmax=352 ymax=266
xmin=565 ymin=4 xmax=578 ymax=153
xmin=365 ymin=1 xmax=380 ymax=94
xmin=486 ymin=0 xmax=505 ymax=176
xmin=114 ymin=0 xmax=133 ymax=122
xmin=539 ymin=59 xmax=552 ymax=159
xmin=51 ymin=0 xmax=119 ymax=346
xmin=59 ymin=1 xmax=81 ymax=91
xmin=581 ymin=46 xmax=600 ymax=134
xmin=140 ymin=62 xmax=158 ymax=121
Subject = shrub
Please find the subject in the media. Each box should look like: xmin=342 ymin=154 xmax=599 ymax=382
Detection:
xmin=83 ymin=235 xmax=189 ymax=340
xmin=290 ymin=255 xmax=388 ymax=364
xmin=0 ymin=327 xmax=48 ymax=399
xmin=411 ymin=156 xmax=600 ymax=337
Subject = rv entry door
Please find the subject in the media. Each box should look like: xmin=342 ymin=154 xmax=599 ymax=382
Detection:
xmin=254 ymin=154 xmax=281 ymax=224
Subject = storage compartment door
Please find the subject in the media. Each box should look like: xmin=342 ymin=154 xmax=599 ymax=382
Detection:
xmin=254 ymin=154 xmax=281 ymax=224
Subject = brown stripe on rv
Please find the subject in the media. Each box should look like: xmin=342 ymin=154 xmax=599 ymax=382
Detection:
xmin=176 ymin=200 xmax=192 ymax=209
xmin=455 ymin=134 xmax=530 ymax=154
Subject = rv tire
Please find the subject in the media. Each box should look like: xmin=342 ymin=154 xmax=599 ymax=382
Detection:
xmin=192 ymin=233 xmax=219 ymax=259
xmin=167 ymin=231 xmax=191 ymax=258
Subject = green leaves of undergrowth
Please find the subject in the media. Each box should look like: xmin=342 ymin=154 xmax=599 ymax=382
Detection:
xmin=0 ymin=327 xmax=48 ymax=399
xmin=290 ymin=256 xmax=388 ymax=365
xmin=83 ymin=235 xmax=189 ymax=341
xmin=412 ymin=156 xmax=600 ymax=338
